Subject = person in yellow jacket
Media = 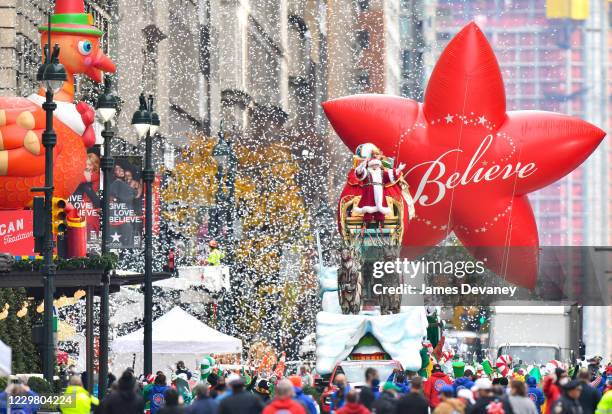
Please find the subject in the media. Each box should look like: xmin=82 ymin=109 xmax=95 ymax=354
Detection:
xmin=60 ymin=376 xmax=99 ymax=414
xmin=596 ymin=389 xmax=611 ymax=414
xmin=207 ymin=240 xmax=225 ymax=266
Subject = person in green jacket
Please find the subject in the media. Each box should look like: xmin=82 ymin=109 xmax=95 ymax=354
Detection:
xmin=60 ymin=376 xmax=99 ymax=414
xmin=207 ymin=240 xmax=225 ymax=266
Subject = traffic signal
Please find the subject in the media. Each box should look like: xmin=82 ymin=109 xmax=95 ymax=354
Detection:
xmin=52 ymin=198 xmax=68 ymax=236
xmin=52 ymin=198 xmax=68 ymax=258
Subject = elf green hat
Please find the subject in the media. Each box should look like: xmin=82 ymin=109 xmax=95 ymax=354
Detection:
xmin=38 ymin=0 xmax=103 ymax=37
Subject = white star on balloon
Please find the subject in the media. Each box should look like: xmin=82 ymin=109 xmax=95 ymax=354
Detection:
xmin=445 ymin=114 xmax=454 ymax=123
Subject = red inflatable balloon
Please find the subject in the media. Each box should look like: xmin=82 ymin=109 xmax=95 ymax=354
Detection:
xmin=323 ymin=22 xmax=606 ymax=289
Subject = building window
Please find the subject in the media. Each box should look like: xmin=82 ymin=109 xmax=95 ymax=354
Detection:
xmin=289 ymin=15 xmax=309 ymax=39
xmin=356 ymin=30 xmax=370 ymax=50
xmin=357 ymin=0 xmax=369 ymax=12
xmin=357 ymin=70 xmax=370 ymax=90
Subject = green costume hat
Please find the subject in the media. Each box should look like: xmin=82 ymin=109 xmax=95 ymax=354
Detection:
xmin=38 ymin=0 xmax=104 ymax=37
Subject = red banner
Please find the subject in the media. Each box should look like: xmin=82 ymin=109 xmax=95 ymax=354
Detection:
xmin=152 ymin=175 xmax=161 ymax=235
xmin=0 ymin=210 xmax=35 ymax=256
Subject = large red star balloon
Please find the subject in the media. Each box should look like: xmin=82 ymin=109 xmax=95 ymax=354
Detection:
xmin=323 ymin=22 xmax=606 ymax=289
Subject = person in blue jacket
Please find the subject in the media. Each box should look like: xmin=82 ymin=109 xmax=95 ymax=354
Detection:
xmin=386 ymin=370 xmax=410 ymax=394
xmin=0 ymin=382 xmax=40 ymax=414
xmin=289 ymin=376 xmax=318 ymax=414
xmin=144 ymin=373 xmax=170 ymax=414
xmin=453 ymin=369 xmax=475 ymax=395
xmin=526 ymin=375 xmax=545 ymax=414
xmin=329 ymin=374 xmax=351 ymax=413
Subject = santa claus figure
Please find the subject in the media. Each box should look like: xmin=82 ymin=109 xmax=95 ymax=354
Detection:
xmin=353 ymin=147 xmax=406 ymax=222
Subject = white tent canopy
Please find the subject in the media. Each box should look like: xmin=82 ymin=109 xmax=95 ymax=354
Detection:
xmin=0 ymin=339 xmax=11 ymax=376
xmin=111 ymin=307 xmax=241 ymax=375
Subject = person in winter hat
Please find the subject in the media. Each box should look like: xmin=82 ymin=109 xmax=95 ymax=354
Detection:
xmin=263 ymin=379 xmax=306 ymax=414
xmin=358 ymin=367 xmax=380 ymax=410
xmin=253 ymin=378 xmax=272 ymax=403
xmin=336 ymin=390 xmax=371 ymax=414
xmin=60 ymin=376 xmax=99 ymax=414
xmin=397 ymin=376 xmax=429 ymax=414
xmin=577 ymin=369 xmax=602 ymax=414
xmin=141 ymin=372 xmax=160 ymax=412
xmin=371 ymin=382 xmax=400 ymax=414
xmin=433 ymin=384 xmax=466 ymax=414
xmin=424 ymin=364 xmax=454 ymax=409
xmin=99 ymin=370 xmax=145 ymax=414
xmin=419 ymin=340 xmax=433 ymax=377
xmin=288 ymin=375 xmax=318 ymax=414
xmin=508 ymin=380 xmax=538 ymax=414
xmin=526 ymin=376 xmax=545 ymax=414
xmin=550 ymin=380 xmax=583 ymax=414
xmin=453 ymin=368 xmax=475 ymax=395
xmin=457 ymin=388 xmax=474 ymax=409
xmin=144 ymin=374 xmax=170 ymax=414
xmin=468 ymin=378 xmax=515 ymax=414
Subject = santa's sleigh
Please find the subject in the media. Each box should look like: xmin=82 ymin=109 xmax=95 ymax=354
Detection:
xmin=339 ymin=195 xmax=405 ymax=249
xmin=335 ymin=173 xmax=414 ymax=315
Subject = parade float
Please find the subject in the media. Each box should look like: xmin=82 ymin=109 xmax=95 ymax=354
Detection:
xmin=315 ymin=22 xmax=605 ymax=378
xmin=0 ymin=0 xmax=115 ymax=257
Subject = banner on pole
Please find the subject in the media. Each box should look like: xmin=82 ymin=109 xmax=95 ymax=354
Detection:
xmin=107 ymin=156 xmax=144 ymax=249
xmin=68 ymin=148 xmax=101 ymax=253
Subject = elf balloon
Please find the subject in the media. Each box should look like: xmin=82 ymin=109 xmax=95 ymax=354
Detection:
xmin=323 ymin=22 xmax=605 ymax=289
xmin=200 ymin=355 xmax=215 ymax=382
xmin=0 ymin=0 xmax=116 ymax=209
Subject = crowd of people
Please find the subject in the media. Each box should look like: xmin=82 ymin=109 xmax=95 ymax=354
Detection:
xmin=0 ymin=358 xmax=610 ymax=414
xmin=325 ymin=361 xmax=611 ymax=414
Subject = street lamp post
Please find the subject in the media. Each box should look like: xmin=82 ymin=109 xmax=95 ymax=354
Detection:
xmin=210 ymin=126 xmax=236 ymax=248
xmin=34 ymin=18 xmax=67 ymax=382
xmin=95 ymin=76 xmax=118 ymax=398
xmin=210 ymin=125 xmax=237 ymax=335
xmin=131 ymin=93 xmax=159 ymax=375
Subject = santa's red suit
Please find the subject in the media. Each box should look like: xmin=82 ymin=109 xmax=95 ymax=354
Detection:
xmin=353 ymin=158 xmax=404 ymax=222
